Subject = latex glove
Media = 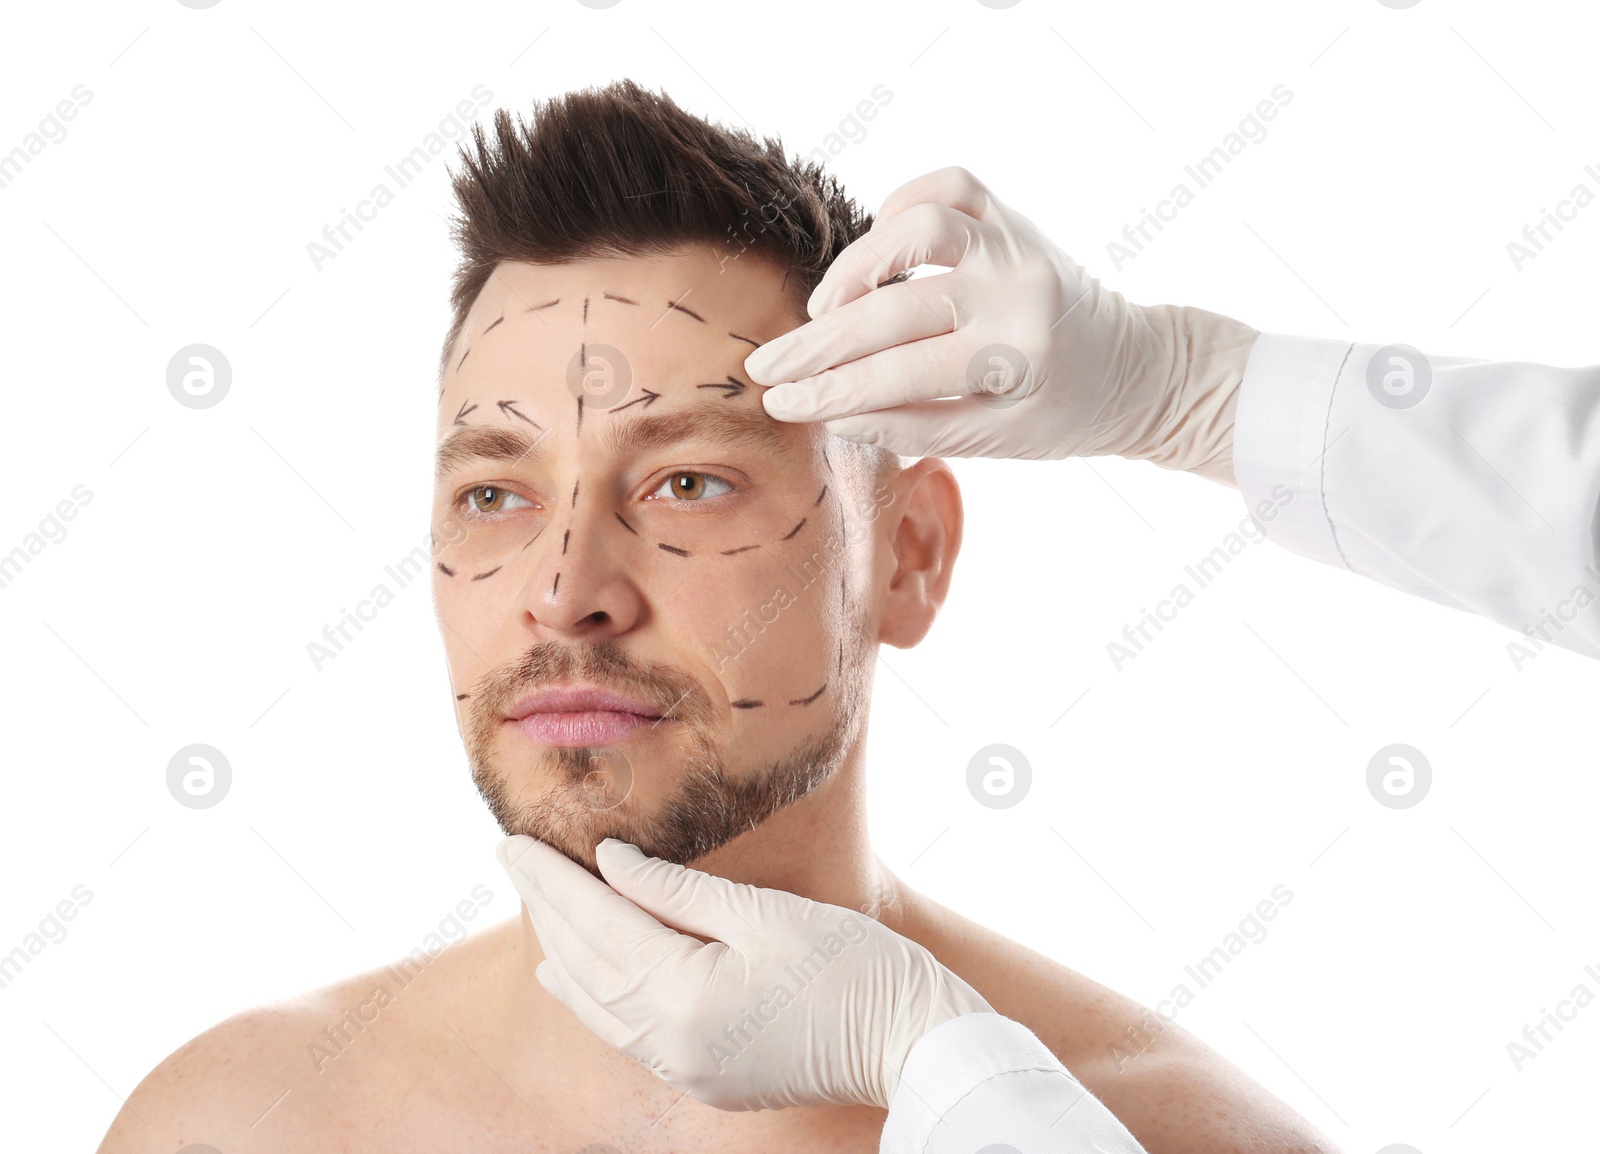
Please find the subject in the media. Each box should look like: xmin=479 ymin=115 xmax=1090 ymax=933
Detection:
xmin=745 ymin=165 xmax=1261 ymax=483
xmin=495 ymin=834 xmax=993 ymax=1111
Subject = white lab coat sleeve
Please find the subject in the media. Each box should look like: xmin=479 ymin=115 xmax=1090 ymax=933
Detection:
xmin=1233 ymin=333 xmax=1600 ymax=660
xmin=878 ymin=1013 xmax=1148 ymax=1154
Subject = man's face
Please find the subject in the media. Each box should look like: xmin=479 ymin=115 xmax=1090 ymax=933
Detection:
xmin=433 ymin=245 xmax=888 ymax=872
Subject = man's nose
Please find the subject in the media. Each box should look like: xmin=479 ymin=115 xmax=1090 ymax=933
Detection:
xmin=515 ymin=479 xmax=647 ymax=638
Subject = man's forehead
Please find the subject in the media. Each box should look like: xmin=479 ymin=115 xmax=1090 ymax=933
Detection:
xmin=441 ymin=251 xmax=801 ymax=414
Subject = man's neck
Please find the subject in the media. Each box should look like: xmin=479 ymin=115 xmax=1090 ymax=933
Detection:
xmin=675 ymin=752 xmax=897 ymax=917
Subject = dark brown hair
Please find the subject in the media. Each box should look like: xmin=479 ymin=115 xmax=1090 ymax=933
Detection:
xmin=440 ymin=78 xmax=890 ymax=384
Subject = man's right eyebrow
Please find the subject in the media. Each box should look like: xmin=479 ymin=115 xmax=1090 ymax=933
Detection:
xmin=435 ymin=425 xmax=545 ymax=487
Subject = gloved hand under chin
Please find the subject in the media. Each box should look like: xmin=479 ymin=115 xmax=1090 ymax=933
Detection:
xmin=744 ymin=166 xmax=1260 ymax=484
xmin=496 ymin=834 xmax=992 ymax=1111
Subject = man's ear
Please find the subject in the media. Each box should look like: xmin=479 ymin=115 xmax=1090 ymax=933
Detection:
xmin=876 ymin=458 xmax=962 ymax=649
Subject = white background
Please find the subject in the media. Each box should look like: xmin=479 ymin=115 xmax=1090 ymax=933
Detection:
xmin=3 ymin=1 xmax=1598 ymax=1150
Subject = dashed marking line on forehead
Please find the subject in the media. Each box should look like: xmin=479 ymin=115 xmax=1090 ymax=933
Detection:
xmin=650 ymin=291 xmax=703 ymax=330
xmin=604 ymin=291 xmax=639 ymax=306
xmin=484 ymin=315 xmax=505 ymax=335
xmin=665 ymin=299 xmax=704 ymax=323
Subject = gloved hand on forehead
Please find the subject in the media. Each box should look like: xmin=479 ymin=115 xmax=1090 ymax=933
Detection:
xmin=745 ymin=166 xmax=1260 ymax=483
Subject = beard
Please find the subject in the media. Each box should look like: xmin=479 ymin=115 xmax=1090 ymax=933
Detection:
xmin=464 ymin=635 xmax=864 ymax=874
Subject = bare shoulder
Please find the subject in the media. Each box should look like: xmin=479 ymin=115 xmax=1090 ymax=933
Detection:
xmin=94 ymin=932 xmax=495 ymax=1154
xmin=896 ymin=895 xmax=1341 ymax=1154
xmin=95 ymin=989 xmax=343 ymax=1154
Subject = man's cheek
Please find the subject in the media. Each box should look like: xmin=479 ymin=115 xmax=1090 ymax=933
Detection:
xmin=706 ymin=564 xmax=831 ymax=690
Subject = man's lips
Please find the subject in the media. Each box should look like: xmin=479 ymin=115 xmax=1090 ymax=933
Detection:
xmin=506 ymin=687 xmax=665 ymax=720
xmin=504 ymin=686 xmax=671 ymax=747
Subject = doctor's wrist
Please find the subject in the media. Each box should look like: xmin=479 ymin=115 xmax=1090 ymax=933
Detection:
xmin=1132 ymin=303 xmax=1259 ymax=486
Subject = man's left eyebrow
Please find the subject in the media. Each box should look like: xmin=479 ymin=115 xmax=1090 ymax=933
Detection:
xmin=601 ymin=402 xmax=800 ymax=462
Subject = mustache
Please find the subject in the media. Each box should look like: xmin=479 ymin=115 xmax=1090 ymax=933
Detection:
xmin=467 ymin=637 xmax=712 ymax=730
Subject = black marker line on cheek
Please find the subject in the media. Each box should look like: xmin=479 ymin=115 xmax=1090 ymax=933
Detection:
xmin=788 ymin=682 xmax=827 ymax=706
xmin=780 ymin=518 xmax=806 ymax=541
xmin=552 ymin=572 xmax=560 ymax=596
xmin=471 ymin=567 xmax=501 ymax=581
xmin=438 ymin=562 xmax=456 ymax=577
xmin=731 ymin=698 xmax=764 ymax=708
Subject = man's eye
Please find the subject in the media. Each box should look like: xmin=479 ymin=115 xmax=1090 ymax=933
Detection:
xmin=460 ymin=485 xmax=533 ymax=516
xmin=648 ymin=471 xmax=735 ymax=502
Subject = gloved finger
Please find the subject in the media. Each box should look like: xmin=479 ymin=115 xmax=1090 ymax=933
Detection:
xmin=596 ymin=839 xmax=786 ymax=951
xmin=503 ymin=843 xmax=705 ymax=1002
xmin=800 ymin=201 xmax=984 ymax=320
xmin=744 ymin=274 xmax=959 ymax=388
xmin=763 ymin=330 xmax=1002 ymax=424
xmin=821 ymin=398 xmax=1013 ymax=458
xmin=497 ymin=848 xmax=626 ymax=988
xmin=872 ymin=164 xmax=999 ymax=231
xmin=533 ymin=952 xmax=637 ymax=1056
xmin=499 ymin=834 xmax=702 ymax=977
xmin=806 ymin=169 xmax=992 ymax=315
xmin=519 ymin=880 xmax=680 ymax=1012
xmin=824 ymin=391 xmax=1128 ymax=459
